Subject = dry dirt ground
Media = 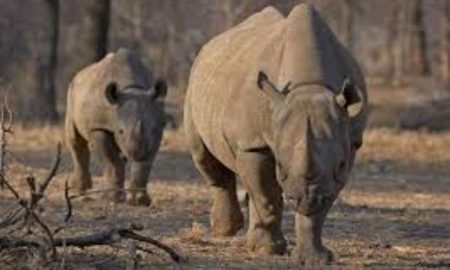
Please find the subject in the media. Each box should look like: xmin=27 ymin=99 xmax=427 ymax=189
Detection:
xmin=1 ymin=87 xmax=450 ymax=269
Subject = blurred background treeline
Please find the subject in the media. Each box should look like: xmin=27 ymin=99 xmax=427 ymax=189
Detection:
xmin=1 ymin=0 xmax=450 ymax=126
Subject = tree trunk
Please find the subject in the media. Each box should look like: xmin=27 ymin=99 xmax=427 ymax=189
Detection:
xmin=409 ymin=0 xmax=429 ymax=76
xmin=441 ymin=1 xmax=450 ymax=83
xmin=162 ymin=0 xmax=179 ymax=85
xmin=81 ymin=0 xmax=110 ymax=61
xmin=389 ymin=2 xmax=405 ymax=84
xmin=34 ymin=0 xmax=59 ymax=123
xmin=341 ymin=0 xmax=354 ymax=50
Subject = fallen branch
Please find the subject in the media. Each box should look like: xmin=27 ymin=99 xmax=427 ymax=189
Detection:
xmin=119 ymin=229 xmax=181 ymax=262
xmin=0 ymin=223 xmax=181 ymax=262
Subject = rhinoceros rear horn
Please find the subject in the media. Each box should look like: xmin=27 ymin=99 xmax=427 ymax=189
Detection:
xmin=336 ymin=78 xmax=364 ymax=118
xmin=105 ymin=82 xmax=120 ymax=105
xmin=256 ymin=71 xmax=286 ymax=104
xmin=149 ymin=79 xmax=167 ymax=100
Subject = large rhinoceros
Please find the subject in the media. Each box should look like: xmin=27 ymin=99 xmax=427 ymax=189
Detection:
xmin=65 ymin=48 xmax=167 ymax=206
xmin=184 ymin=4 xmax=368 ymax=266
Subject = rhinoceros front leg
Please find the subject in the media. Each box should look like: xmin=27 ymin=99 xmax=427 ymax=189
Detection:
xmin=185 ymin=119 xmax=243 ymax=236
xmin=65 ymin=119 xmax=92 ymax=194
xmin=293 ymin=201 xmax=334 ymax=266
xmin=126 ymin=159 xmax=153 ymax=207
xmin=236 ymin=151 xmax=286 ymax=255
xmin=89 ymin=131 xmax=125 ymax=203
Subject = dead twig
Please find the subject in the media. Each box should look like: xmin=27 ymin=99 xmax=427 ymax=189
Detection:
xmin=0 ymin=207 xmax=24 ymax=229
xmin=0 ymin=174 xmax=21 ymax=201
xmin=39 ymin=143 xmax=61 ymax=195
xmin=52 ymin=180 xmax=72 ymax=235
xmin=63 ymin=179 xmax=72 ymax=223
xmin=29 ymin=210 xmax=56 ymax=258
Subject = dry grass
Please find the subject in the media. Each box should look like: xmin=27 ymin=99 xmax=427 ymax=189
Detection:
xmin=12 ymin=124 xmax=450 ymax=164
xmin=359 ymin=128 xmax=450 ymax=167
xmin=10 ymin=124 xmax=187 ymax=152
xmin=9 ymin=124 xmax=63 ymax=149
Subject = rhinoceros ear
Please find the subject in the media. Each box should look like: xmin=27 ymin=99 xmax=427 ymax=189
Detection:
xmin=105 ymin=82 xmax=120 ymax=105
xmin=150 ymin=79 xmax=167 ymax=100
xmin=336 ymin=78 xmax=364 ymax=118
xmin=257 ymin=71 xmax=286 ymax=104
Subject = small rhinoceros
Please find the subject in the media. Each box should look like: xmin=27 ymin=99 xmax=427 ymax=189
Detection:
xmin=65 ymin=49 xmax=167 ymax=206
xmin=184 ymin=4 xmax=368 ymax=266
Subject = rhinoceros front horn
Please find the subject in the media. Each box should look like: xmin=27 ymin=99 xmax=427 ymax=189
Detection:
xmin=335 ymin=78 xmax=364 ymax=118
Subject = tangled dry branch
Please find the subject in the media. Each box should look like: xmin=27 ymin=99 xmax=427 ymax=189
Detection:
xmin=0 ymin=98 xmax=181 ymax=266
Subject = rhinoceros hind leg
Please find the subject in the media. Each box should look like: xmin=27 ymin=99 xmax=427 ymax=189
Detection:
xmin=65 ymin=120 xmax=92 ymax=194
xmin=89 ymin=131 xmax=125 ymax=203
xmin=209 ymin=168 xmax=243 ymax=237
xmin=237 ymin=151 xmax=286 ymax=255
xmin=185 ymin=121 xmax=243 ymax=236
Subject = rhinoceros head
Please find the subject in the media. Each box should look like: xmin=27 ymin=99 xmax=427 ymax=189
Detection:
xmin=105 ymin=79 xmax=167 ymax=162
xmin=257 ymin=71 xmax=364 ymax=215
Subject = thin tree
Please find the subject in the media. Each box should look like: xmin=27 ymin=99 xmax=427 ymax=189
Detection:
xmin=409 ymin=0 xmax=429 ymax=76
xmin=81 ymin=0 xmax=111 ymax=61
xmin=388 ymin=1 xmax=405 ymax=84
xmin=441 ymin=0 xmax=450 ymax=83
xmin=34 ymin=0 xmax=59 ymax=123
xmin=341 ymin=0 xmax=354 ymax=50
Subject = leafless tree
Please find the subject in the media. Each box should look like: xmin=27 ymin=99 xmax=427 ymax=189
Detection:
xmin=341 ymin=0 xmax=354 ymax=50
xmin=441 ymin=0 xmax=450 ymax=83
xmin=388 ymin=1 xmax=406 ymax=83
xmin=80 ymin=0 xmax=111 ymax=61
xmin=408 ymin=0 xmax=429 ymax=76
xmin=27 ymin=0 xmax=60 ymax=123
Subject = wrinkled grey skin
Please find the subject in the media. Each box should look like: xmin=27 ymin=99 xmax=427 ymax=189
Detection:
xmin=184 ymin=4 xmax=368 ymax=267
xmin=65 ymin=49 xmax=167 ymax=206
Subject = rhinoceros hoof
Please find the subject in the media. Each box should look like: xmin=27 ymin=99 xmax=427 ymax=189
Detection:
xmin=69 ymin=176 xmax=92 ymax=193
xmin=126 ymin=191 xmax=152 ymax=207
xmin=246 ymin=228 xmax=286 ymax=255
xmin=100 ymin=190 xmax=126 ymax=204
xmin=292 ymin=245 xmax=333 ymax=267
xmin=210 ymin=213 xmax=244 ymax=237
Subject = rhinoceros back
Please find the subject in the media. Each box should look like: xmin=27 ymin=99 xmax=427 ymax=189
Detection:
xmin=187 ymin=4 xmax=368 ymax=164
